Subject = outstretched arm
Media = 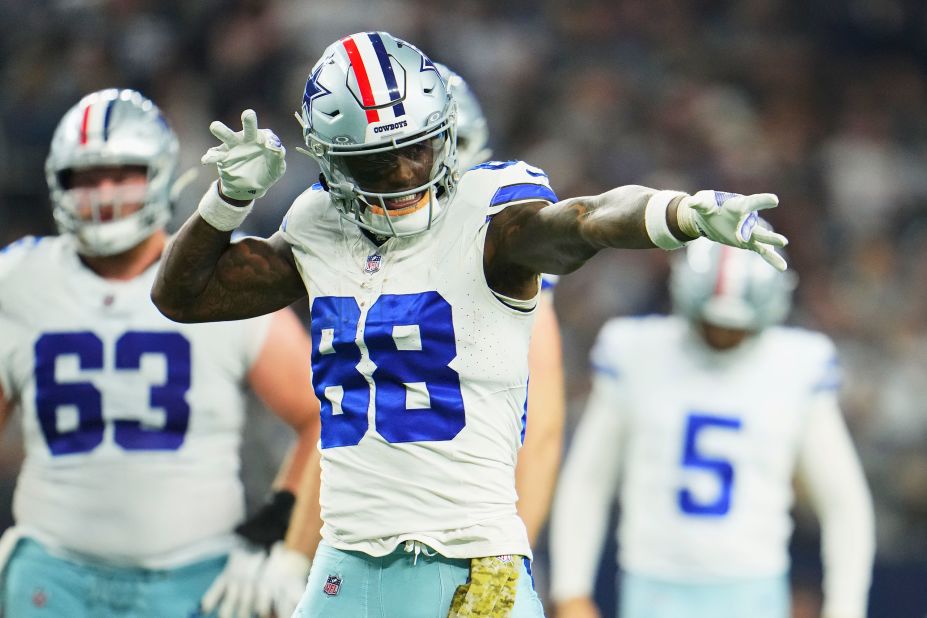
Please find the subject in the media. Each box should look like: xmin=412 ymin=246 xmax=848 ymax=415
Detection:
xmin=796 ymin=395 xmax=875 ymax=618
xmin=485 ymin=186 xmax=786 ymax=299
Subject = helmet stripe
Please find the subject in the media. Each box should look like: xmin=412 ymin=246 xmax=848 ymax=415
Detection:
xmin=341 ymin=35 xmax=380 ymax=123
xmin=79 ymin=104 xmax=92 ymax=145
xmin=367 ymin=32 xmax=406 ymax=117
xmin=102 ymin=98 xmax=116 ymax=142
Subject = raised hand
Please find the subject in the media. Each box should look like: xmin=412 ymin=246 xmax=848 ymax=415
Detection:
xmin=677 ymin=190 xmax=789 ymax=271
xmin=202 ymin=109 xmax=286 ymax=201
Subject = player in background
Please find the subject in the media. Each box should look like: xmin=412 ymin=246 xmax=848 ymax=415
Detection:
xmin=151 ymin=32 xmax=788 ymax=617
xmin=249 ymin=63 xmax=569 ymax=618
xmin=549 ymin=240 xmax=875 ymax=618
xmin=0 ymin=89 xmax=319 ymax=618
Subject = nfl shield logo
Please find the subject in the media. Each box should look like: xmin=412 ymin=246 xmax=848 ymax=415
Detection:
xmin=364 ymin=254 xmax=382 ymax=274
xmin=323 ymin=574 xmax=342 ymax=596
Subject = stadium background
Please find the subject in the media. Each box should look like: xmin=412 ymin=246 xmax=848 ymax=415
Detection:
xmin=1 ymin=1 xmax=926 ymax=615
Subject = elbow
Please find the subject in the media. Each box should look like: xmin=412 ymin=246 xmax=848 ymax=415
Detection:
xmin=150 ymin=285 xmax=198 ymax=324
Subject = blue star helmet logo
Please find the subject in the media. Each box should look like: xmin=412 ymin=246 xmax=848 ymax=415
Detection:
xmin=303 ymin=62 xmax=332 ymax=130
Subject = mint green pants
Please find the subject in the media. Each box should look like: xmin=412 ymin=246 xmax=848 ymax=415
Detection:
xmin=1 ymin=537 xmax=225 ymax=617
xmin=619 ymin=571 xmax=789 ymax=618
xmin=295 ymin=541 xmax=545 ymax=618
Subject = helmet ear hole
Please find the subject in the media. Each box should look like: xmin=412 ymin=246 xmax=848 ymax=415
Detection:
xmin=57 ymin=169 xmax=74 ymax=190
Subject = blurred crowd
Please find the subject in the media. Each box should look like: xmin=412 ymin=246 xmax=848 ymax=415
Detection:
xmin=2 ymin=0 xmax=926 ymax=615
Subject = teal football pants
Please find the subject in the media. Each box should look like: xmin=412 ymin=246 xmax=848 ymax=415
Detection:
xmin=619 ymin=571 xmax=789 ymax=618
xmin=295 ymin=541 xmax=545 ymax=617
xmin=1 ymin=537 xmax=226 ymax=617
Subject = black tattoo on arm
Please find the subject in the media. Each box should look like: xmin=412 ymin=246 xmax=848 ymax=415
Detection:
xmin=152 ymin=216 xmax=306 ymax=322
xmin=485 ymin=185 xmax=685 ymax=299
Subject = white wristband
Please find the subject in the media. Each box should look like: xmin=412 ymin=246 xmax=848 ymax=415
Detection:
xmin=197 ymin=181 xmax=254 ymax=231
xmin=645 ymin=190 xmax=689 ymax=250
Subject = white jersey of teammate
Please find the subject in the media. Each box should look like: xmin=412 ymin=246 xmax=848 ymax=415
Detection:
xmin=556 ymin=315 xmax=841 ymax=586
xmin=280 ymin=160 xmax=557 ymax=559
xmin=0 ymin=235 xmax=271 ymax=569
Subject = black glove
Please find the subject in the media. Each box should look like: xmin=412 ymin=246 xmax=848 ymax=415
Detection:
xmin=235 ymin=489 xmax=296 ymax=550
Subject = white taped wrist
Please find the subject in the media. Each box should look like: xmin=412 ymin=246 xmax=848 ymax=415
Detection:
xmin=675 ymin=194 xmax=703 ymax=239
xmin=645 ymin=190 xmax=689 ymax=250
xmin=198 ymin=182 xmax=254 ymax=231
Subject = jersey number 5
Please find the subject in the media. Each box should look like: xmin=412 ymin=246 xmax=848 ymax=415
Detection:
xmin=35 ymin=331 xmax=191 ymax=456
xmin=310 ymin=292 xmax=465 ymax=448
xmin=678 ymin=412 xmax=742 ymax=517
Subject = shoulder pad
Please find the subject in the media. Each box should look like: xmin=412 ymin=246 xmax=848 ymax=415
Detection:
xmin=474 ymin=160 xmax=557 ymax=215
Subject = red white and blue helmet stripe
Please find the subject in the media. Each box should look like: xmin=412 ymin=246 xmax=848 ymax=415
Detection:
xmin=78 ymin=98 xmax=117 ymax=145
xmin=340 ymin=32 xmax=407 ymax=124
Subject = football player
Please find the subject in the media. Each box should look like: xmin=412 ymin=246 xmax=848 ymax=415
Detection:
xmin=151 ymin=32 xmax=788 ymax=617
xmin=549 ymin=240 xmax=875 ymax=618
xmin=0 ymin=89 xmax=319 ymax=618
xmin=248 ymin=62 xmax=570 ymax=618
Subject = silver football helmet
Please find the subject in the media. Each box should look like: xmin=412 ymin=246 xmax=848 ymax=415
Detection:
xmin=46 ymin=88 xmax=178 ymax=256
xmin=297 ymin=32 xmax=458 ymax=237
xmin=435 ymin=63 xmax=491 ymax=169
xmin=670 ymin=238 xmax=795 ymax=331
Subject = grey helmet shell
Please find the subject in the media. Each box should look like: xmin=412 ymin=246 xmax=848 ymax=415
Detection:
xmin=298 ymin=32 xmax=458 ymax=238
xmin=670 ymin=238 xmax=796 ymax=330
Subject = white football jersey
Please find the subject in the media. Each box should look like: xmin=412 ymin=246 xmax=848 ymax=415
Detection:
xmin=280 ymin=160 xmax=557 ymax=559
xmin=554 ymin=315 xmax=841 ymax=586
xmin=0 ymin=235 xmax=271 ymax=569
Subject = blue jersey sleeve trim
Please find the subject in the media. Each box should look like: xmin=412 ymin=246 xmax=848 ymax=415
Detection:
xmin=0 ymin=236 xmax=44 ymax=254
xmin=591 ymin=362 xmax=621 ymax=380
xmin=540 ymin=275 xmax=559 ymax=291
xmin=490 ymin=183 xmax=558 ymax=207
xmin=811 ymin=355 xmax=841 ymax=392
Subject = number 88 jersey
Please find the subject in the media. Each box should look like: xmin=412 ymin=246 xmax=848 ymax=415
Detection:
xmin=281 ymin=161 xmax=557 ymax=559
xmin=0 ymin=235 xmax=271 ymax=568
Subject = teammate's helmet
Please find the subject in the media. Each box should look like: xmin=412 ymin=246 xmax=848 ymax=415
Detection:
xmin=435 ymin=63 xmax=491 ymax=169
xmin=670 ymin=238 xmax=795 ymax=331
xmin=298 ymin=32 xmax=458 ymax=237
xmin=45 ymin=89 xmax=178 ymax=256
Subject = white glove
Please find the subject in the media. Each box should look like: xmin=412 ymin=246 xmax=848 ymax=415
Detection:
xmin=201 ymin=542 xmax=267 ymax=618
xmin=201 ymin=109 xmax=286 ymax=201
xmin=677 ymin=190 xmax=789 ymax=271
xmin=254 ymin=542 xmax=312 ymax=618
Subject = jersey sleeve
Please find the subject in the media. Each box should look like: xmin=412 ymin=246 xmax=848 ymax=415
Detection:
xmin=809 ymin=336 xmax=841 ymax=394
xmin=549 ymin=319 xmax=629 ymax=601
xmin=278 ymin=184 xmax=329 ymax=248
xmin=471 ymin=160 xmax=558 ymax=216
xmin=0 ymin=236 xmax=42 ymax=288
xmin=795 ymin=396 xmax=875 ymax=618
xmin=240 ymin=313 xmax=274 ymax=372
xmin=540 ymin=274 xmax=559 ymax=297
xmin=0 ymin=314 xmax=29 ymax=403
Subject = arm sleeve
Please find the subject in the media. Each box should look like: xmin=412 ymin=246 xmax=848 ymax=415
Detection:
xmin=795 ymin=393 xmax=875 ymax=618
xmin=549 ymin=359 xmax=626 ymax=601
